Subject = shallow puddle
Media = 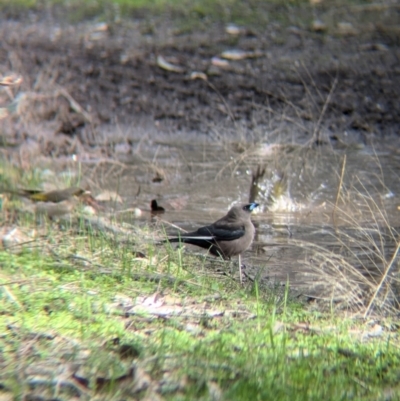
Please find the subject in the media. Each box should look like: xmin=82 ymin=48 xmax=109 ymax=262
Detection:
xmin=90 ymin=129 xmax=400 ymax=293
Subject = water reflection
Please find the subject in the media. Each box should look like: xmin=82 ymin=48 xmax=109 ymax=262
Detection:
xmin=97 ymin=133 xmax=400 ymax=295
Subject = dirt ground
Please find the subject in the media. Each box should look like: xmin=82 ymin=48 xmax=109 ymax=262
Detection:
xmin=1 ymin=6 xmax=400 ymax=400
xmin=1 ymin=2 xmax=399 ymax=153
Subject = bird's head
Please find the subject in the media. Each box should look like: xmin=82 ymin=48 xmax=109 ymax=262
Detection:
xmin=225 ymin=202 xmax=259 ymax=221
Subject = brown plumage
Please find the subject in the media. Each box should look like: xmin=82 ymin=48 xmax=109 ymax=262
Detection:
xmin=166 ymin=202 xmax=258 ymax=259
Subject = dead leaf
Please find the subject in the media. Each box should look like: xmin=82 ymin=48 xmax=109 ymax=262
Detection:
xmin=190 ymin=71 xmax=208 ymax=81
xmin=95 ymin=190 xmax=123 ymax=203
xmin=221 ymin=49 xmax=263 ymax=60
xmin=0 ymin=74 xmax=23 ymax=87
xmin=211 ymin=57 xmax=230 ymax=68
xmin=157 ymin=55 xmax=185 ymax=73
xmin=141 ymin=292 xmax=163 ymax=307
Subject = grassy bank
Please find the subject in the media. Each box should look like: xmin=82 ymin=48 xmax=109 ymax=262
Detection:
xmin=1 ymin=0 xmax=399 ymax=398
xmin=0 ymin=217 xmax=399 ymax=400
xmin=0 ymin=0 xmax=381 ymax=28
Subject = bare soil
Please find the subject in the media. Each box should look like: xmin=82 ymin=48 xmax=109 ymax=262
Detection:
xmin=1 ymin=3 xmax=399 ymax=150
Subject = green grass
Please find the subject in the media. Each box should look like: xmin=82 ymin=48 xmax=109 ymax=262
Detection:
xmin=0 ymin=0 xmax=280 ymax=27
xmin=0 ymin=0 xmax=381 ymax=28
xmin=0 ymin=220 xmax=399 ymax=400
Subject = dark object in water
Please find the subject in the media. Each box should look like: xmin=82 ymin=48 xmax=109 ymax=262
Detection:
xmin=151 ymin=199 xmax=165 ymax=214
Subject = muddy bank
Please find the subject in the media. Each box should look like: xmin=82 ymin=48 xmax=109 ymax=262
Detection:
xmin=1 ymin=3 xmax=399 ymax=146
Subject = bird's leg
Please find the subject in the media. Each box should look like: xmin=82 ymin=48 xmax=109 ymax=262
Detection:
xmin=238 ymin=254 xmax=243 ymax=284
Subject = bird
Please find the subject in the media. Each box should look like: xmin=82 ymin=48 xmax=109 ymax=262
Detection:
xmin=0 ymin=186 xmax=89 ymax=219
xmin=2 ymin=187 xmax=85 ymax=203
xmin=165 ymin=202 xmax=259 ymax=283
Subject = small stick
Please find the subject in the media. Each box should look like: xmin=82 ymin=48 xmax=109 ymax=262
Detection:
xmin=305 ymin=75 xmax=338 ymax=145
xmin=57 ymin=87 xmax=92 ymax=123
xmin=332 ymin=154 xmax=346 ymax=226
xmin=157 ymin=218 xmax=188 ymax=233
xmin=364 ymin=241 xmax=400 ymax=318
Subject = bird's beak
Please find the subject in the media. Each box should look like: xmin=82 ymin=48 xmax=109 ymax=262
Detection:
xmin=249 ymin=203 xmax=259 ymax=212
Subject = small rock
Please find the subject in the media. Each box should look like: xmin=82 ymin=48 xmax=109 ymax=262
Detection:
xmin=115 ymin=142 xmax=131 ymax=154
xmin=312 ymin=19 xmax=327 ymax=32
xmin=337 ymin=22 xmax=358 ymax=35
xmin=225 ymin=23 xmax=241 ymax=35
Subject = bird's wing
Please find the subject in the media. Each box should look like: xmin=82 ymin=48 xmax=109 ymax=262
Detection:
xmin=194 ymin=224 xmax=245 ymax=242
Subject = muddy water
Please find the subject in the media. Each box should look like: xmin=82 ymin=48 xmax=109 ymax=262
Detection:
xmin=95 ymin=130 xmax=400 ymax=291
